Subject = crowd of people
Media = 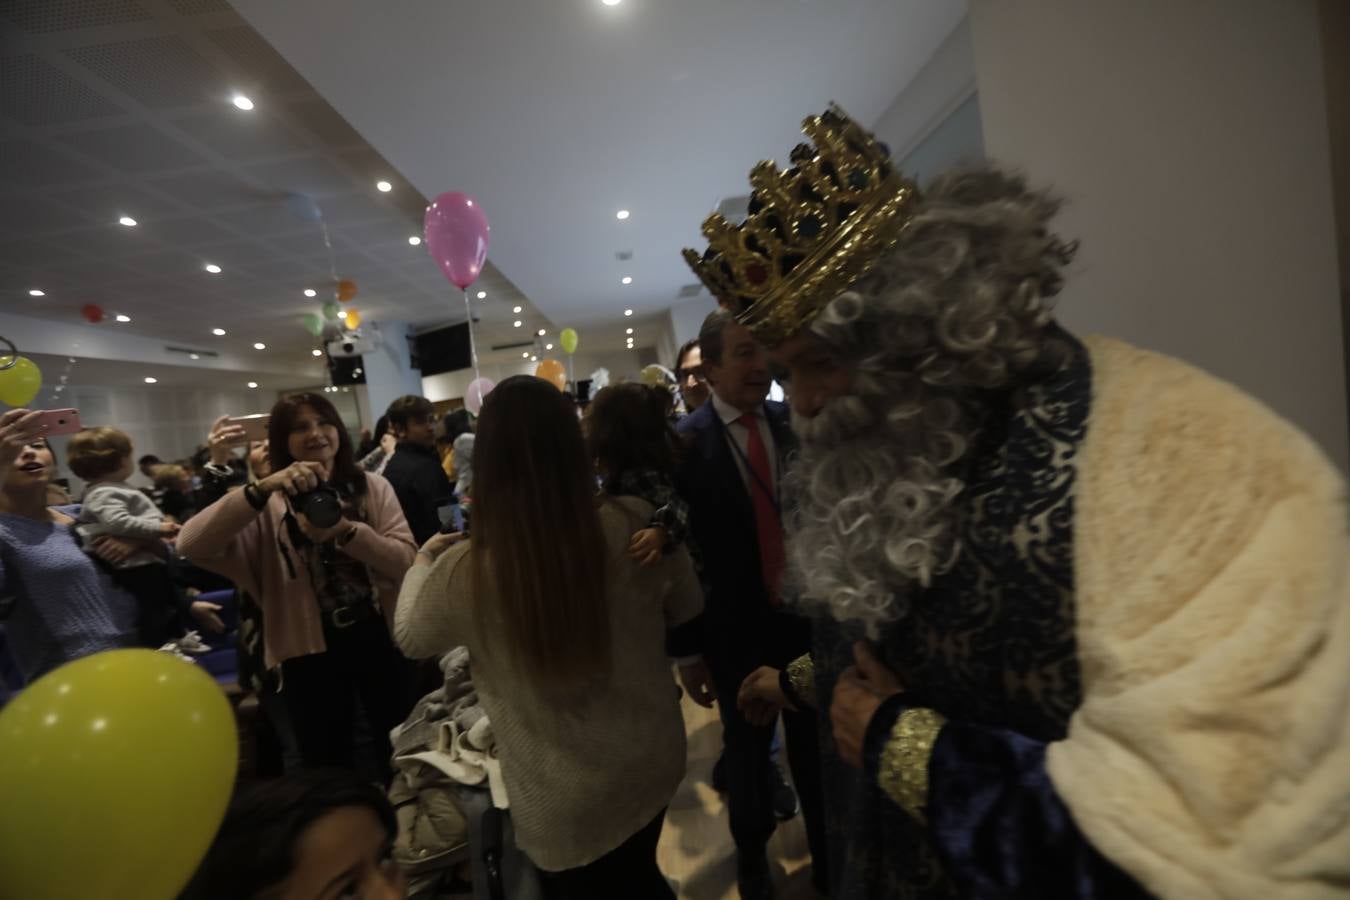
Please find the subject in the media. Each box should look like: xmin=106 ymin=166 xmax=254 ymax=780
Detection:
xmin=1 ymin=105 xmax=1348 ymax=900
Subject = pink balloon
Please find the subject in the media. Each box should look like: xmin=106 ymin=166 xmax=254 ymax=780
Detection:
xmin=464 ymin=377 xmax=495 ymax=416
xmin=424 ymin=192 xmax=491 ymax=289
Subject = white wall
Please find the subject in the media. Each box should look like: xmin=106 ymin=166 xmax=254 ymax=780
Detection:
xmin=359 ymin=321 xmax=423 ymax=425
xmin=668 ymin=296 xmax=715 ymax=349
xmin=872 ymin=17 xmax=978 ymax=166
xmin=51 ymin=383 xmax=265 ymax=497
xmin=422 ymin=348 xmax=658 ymax=405
xmin=970 ymin=0 xmax=1348 ymax=469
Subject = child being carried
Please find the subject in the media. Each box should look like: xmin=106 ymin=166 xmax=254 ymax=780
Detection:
xmin=67 ymin=427 xmax=182 ymax=646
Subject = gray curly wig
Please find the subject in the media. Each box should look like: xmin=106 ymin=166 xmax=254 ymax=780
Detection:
xmin=783 ymin=166 xmax=1077 ymax=635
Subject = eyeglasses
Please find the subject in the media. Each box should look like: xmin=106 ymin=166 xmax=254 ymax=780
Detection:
xmin=677 ymin=365 xmax=707 ymax=384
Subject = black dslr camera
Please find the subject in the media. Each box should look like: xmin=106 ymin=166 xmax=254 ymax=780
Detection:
xmin=294 ymin=484 xmax=343 ymax=529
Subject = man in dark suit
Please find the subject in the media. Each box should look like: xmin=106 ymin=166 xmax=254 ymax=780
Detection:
xmin=673 ymin=309 xmax=826 ymax=900
xmin=380 ymin=395 xmax=455 ymax=546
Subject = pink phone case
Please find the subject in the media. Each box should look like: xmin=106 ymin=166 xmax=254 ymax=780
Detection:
xmin=36 ymin=409 xmax=82 ymax=436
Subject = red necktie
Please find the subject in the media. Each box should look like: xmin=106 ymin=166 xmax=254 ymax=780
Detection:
xmin=738 ymin=413 xmax=785 ymax=606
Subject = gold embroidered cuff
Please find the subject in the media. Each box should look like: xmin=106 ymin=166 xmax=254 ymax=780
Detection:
xmin=878 ymin=707 xmax=946 ymax=822
xmin=785 ymin=653 xmax=816 ymax=709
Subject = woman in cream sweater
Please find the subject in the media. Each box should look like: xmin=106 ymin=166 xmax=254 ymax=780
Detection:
xmin=396 ymin=375 xmax=702 ymax=898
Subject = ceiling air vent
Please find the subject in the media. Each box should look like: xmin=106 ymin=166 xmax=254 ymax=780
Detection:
xmin=677 ymin=283 xmax=704 ymax=299
xmin=615 ymin=250 xmax=633 ymax=261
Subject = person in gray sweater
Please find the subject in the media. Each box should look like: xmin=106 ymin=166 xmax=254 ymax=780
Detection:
xmin=67 ymin=427 xmax=180 ymax=646
xmin=397 ymin=376 xmax=702 ymax=898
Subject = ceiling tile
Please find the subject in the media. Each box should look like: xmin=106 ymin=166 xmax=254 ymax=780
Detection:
xmin=4 ymin=0 xmax=152 ymax=33
xmin=64 ymin=34 xmax=227 ymax=109
xmin=167 ymin=108 xmax=312 ymax=160
xmin=285 ymin=97 xmax=366 ymax=149
xmin=0 ymin=237 xmax=88 ymax=268
xmin=143 ymin=168 xmax=266 ymax=210
xmin=205 ymin=25 xmax=311 ymax=95
xmin=0 ymin=54 xmax=127 ymax=126
xmin=0 ymin=193 xmax=93 ymax=239
xmin=243 ymin=155 xmax=355 ymax=198
xmin=166 ymin=0 xmax=231 ymax=15
xmin=57 ymin=123 xmax=210 ymax=174
xmin=140 ymin=214 xmax=244 ymax=247
xmin=209 ymin=200 xmax=313 ymax=238
xmin=0 ymin=139 xmax=104 ymax=188
xmin=52 ymin=181 xmax=192 ymax=221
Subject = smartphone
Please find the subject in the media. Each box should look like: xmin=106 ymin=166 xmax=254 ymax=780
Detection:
xmin=227 ymin=414 xmax=271 ymax=442
xmin=35 ymin=409 xmax=82 ymax=436
xmin=439 ymin=501 xmax=466 ymax=535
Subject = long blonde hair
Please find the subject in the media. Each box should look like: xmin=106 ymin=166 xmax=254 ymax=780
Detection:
xmin=470 ymin=376 xmax=610 ymax=700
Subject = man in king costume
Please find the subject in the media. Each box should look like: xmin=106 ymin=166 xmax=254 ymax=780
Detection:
xmin=687 ymin=105 xmax=1350 ymax=899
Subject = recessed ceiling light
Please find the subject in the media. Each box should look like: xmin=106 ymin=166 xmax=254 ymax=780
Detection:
xmin=621 ymin=276 xmax=633 ymax=285
xmin=376 ymin=180 xmax=392 ymax=193
xmin=626 ymin=327 xmax=633 ymax=334
xmin=190 ymin=353 xmax=200 ymax=360
xmin=231 ymin=94 xmax=254 ymax=111
xmin=212 ymin=327 xmax=226 ymax=336
xmin=512 ymin=305 xmax=521 ymax=313
xmin=144 ymin=376 xmax=157 ymax=384
xmin=537 ymin=328 xmax=546 ymax=336
xmin=304 ymin=288 xmax=317 ymax=297
xmin=408 ymin=235 xmax=422 ymax=246
xmin=253 ymin=342 xmax=266 ymax=350
xmin=545 ymin=343 xmax=553 ymax=350
xmin=478 ymin=291 xmax=488 ymax=299
xmin=603 ymin=0 xmax=621 ymax=6
xmin=513 ymin=320 xmax=522 ymax=328
xmin=522 ymin=351 xmax=529 ymax=359
xmin=247 ymin=381 xmax=258 ymax=389
xmin=118 ymin=216 xmax=137 ymax=227
xmin=28 ymin=289 xmax=44 ymax=297
xmin=115 ymin=314 xmax=131 ymax=323
xmin=531 ymin=356 xmax=538 ymax=362
xmin=616 ymin=209 xmax=630 ymax=220
xmin=624 ymin=308 xmax=633 ymax=317
xmin=204 ymin=263 xmax=222 ymax=274
xmin=312 ymin=348 xmax=323 ymax=357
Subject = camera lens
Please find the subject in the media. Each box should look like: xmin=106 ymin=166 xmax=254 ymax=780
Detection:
xmin=342 ymin=341 xmax=354 ymax=353
xmin=299 ymin=489 xmax=342 ymax=528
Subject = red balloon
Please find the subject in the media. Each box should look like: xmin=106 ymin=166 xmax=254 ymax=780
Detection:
xmin=81 ymin=304 xmax=104 ymax=324
xmin=336 ymin=279 xmax=357 ymax=302
xmin=424 ymin=192 xmax=491 ymax=290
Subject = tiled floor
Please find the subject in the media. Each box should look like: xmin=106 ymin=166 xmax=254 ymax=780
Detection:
xmin=657 ymin=690 xmax=822 ymax=900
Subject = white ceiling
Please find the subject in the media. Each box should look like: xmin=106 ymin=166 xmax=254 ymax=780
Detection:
xmin=230 ymin=0 xmax=968 ymax=347
xmin=0 ymin=0 xmax=550 ymax=369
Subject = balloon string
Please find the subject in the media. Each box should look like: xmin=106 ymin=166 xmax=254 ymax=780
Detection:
xmin=463 ymin=288 xmax=481 ymax=383
xmin=318 ymin=215 xmax=339 ymax=283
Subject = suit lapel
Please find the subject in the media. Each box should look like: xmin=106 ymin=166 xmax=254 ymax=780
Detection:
xmin=697 ymin=405 xmax=755 ymax=523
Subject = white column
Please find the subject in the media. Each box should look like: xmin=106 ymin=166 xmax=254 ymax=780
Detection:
xmin=969 ymin=0 xmax=1347 ymax=469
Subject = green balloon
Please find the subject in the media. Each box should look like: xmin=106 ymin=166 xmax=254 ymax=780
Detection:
xmin=301 ymin=312 xmax=324 ymax=337
xmin=322 ymin=301 xmax=341 ymax=320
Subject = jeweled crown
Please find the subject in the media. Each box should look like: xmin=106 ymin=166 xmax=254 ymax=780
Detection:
xmin=683 ymin=104 xmax=919 ymax=347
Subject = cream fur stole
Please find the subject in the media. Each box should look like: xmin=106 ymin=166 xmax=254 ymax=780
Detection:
xmin=1046 ymin=336 xmax=1350 ymax=898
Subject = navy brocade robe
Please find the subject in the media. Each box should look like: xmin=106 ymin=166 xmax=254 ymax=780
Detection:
xmin=810 ymin=333 xmax=1148 ymax=899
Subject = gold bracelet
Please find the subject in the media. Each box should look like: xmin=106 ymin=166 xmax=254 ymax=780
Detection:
xmin=877 ymin=707 xmax=946 ymax=822
xmin=785 ymin=654 xmax=816 ymax=708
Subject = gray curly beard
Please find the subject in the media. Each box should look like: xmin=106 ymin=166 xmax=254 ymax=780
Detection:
xmin=783 ymin=379 xmax=967 ymax=638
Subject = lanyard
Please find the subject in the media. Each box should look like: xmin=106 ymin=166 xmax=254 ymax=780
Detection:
xmin=717 ymin=408 xmax=782 ymax=518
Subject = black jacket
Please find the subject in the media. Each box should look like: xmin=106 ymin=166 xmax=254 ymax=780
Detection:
xmin=382 ymin=442 xmax=455 ymax=546
xmin=672 ymin=398 xmax=808 ymax=689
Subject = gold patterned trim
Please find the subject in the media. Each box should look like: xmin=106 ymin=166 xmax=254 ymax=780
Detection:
xmin=878 ymin=707 xmax=947 ymax=822
xmin=785 ymin=653 xmax=817 ymax=709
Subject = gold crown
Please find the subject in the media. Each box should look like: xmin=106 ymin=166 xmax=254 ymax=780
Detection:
xmin=683 ymin=104 xmax=919 ymax=347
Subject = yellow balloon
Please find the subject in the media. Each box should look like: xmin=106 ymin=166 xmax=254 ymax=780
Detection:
xmin=345 ymin=308 xmax=361 ymax=329
xmin=559 ymin=327 xmax=579 ymax=355
xmin=0 ymin=650 xmax=238 ymax=900
xmin=534 ymin=358 xmax=567 ymax=391
xmin=0 ymin=355 xmax=42 ymax=407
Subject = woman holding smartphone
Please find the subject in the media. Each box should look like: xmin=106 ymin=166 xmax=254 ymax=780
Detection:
xmin=396 ymin=376 xmax=703 ymax=897
xmin=0 ymin=408 xmax=139 ymax=683
xmin=179 ymin=393 xmax=417 ymax=774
